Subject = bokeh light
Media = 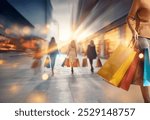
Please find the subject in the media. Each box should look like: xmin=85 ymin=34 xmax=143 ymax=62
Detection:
xmin=0 ymin=59 xmax=5 ymax=65
xmin=26 ymin=91 xmax=48 ymax=103
xmin=42 ymin=73 xmax=49 ymax=81
xmin=139 ymin=53 xmax=144 ymax=59
xmin=5 ymin=28 xmax=12 ymax=35
xmin=22 ymin=26 xmax=31 ymax=35
xmin=12 ymin=63 xmax=18 ymax=68
xmin=9 ymin=83 xmax=21 ymax=94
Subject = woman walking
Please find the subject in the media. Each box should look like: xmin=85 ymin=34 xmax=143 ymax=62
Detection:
xmin=67 ymin=40 xmax=77 ymax=74
xmin=127 ymin=0 xmax=150 ymax=102
xmin=87 ymin=40 xmax=97 ymax=73
xmin=48 ymin=37 xmax=59 ymax=76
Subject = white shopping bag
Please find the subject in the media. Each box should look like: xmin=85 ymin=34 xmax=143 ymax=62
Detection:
xmin=41 ymin=55 xmax=51 ymax=73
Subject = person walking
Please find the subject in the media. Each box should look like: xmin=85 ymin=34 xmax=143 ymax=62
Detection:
xmin=87 ymin=40 xmax=97 ymax=73
xmin=127 ymin=0 xmax=150 ymax=102
xmin=31 ymin=42 xmax=42 ymax=75
xmin=67 ymin=40 xmax=77 ymax=74
xmin=48 ymin=37 xmax=59 ymax=76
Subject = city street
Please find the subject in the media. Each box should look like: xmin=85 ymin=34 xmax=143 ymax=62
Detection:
xmin=0 ymin=53 xmax=147 ymax=103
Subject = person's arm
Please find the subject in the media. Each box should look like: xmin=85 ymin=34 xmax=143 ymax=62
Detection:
xmin=75 ymin=46 xmax=77 ymax=57
xmin=94 ymin=46 xmax=97 ymax=56
xmin=67 ymin=46 xmax=70 ymax=56
xmin=127 ymin=0 xmax=140 ymax=41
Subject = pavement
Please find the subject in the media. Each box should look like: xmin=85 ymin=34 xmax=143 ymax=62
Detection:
xmin=0 ymin=52 xmax=149 ymax=103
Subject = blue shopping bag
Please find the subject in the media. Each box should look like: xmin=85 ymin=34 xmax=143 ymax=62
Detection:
xmin=143 ymin=49 xmax=150 ymax=86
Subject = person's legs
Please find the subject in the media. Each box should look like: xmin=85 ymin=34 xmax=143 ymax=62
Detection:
xmin=140 ymin=86 xmax=150 ymax=103
xmin=89 ymin=59 xmax=94 ymax=73
xmin=70 ymin=58 xmax=74 ymax=74
xmin=51 ymin=56 xmax=56 ymax=75
xmin=71 ymin=67 xmax=74 ymax=74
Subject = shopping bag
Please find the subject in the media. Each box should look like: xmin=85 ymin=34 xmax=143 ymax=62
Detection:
xmin=143 ymin=49 xmax=150 ymax=86
xmin=119 ymin=52 xmax=139 ymax=91
xmin=31 ymin=59 xmax=40 ymax=68
xmin=82 ymin=58 xmax=88 ymax=67
xmin=97 ymin=44 xmax=136 ymax=86
xmin=62 ymin=58 xmax=70 ymax=67
xmin=44 ymin=56 xmax=51 ymax=68
xmin=96 ymin=58 xmax=102 ymax=67
xmin=73 ymin=58 xmax=80 ymax=67
xmin=109 ymin=50 xmax=136 ymax=86
xmin=132 ymin=56 xmax=144 ymax=85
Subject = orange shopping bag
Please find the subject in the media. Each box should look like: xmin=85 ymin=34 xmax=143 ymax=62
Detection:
xmin=82 ymin=57 xmax=88 ymax=67
xmin=62 ymin=58 xmax=70 ymax=67
xmin=73 ymin=58 xmax=80 ymax=67
xmin=97 ymin=44 xmax=136 ymax=86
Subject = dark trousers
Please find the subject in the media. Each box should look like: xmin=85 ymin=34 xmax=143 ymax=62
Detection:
xmin=89 ymin=59 xmax=93 ymax=69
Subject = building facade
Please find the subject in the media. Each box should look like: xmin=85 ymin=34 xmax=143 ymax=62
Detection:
xmin=72 ymin=0 xmax=133 ymax=58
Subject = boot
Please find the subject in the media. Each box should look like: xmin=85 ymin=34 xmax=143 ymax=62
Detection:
xmin=71 ymin=67 xmax=74 ymax=74
xmin=91 ymin=67 xmax=94 ymax=73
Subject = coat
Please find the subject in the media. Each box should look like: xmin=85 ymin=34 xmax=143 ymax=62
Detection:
xmin=68 ymin=46 xmax=77 ymax=60
xmin=87 ymin=45 xmax=97 ymax=60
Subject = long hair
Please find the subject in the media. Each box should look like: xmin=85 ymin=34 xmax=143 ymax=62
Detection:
xmin=49 ymin=37 xmax=56 ymax=47
xmin=90 ymin=40 xmax=95 ymax=46
xmin=70 ymin=40 xmax=76 ymax=49
xmin=48 ymin=37 xmax=57 ymax=53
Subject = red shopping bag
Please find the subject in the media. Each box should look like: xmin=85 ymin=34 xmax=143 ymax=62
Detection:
xmin=65 ymin=58 xmax=70 ymax=67
xmin=119 ymin=52 xmax=139 ymax=91
xmin=62 ymin=58 xmax=70 ymax=67
xmin=73 ymin=58 xmax=80 ymax=67
xmin=132 ymin=57 xmax=144 ymax=85
xmin=96 ymin=58 xmax=102 ymax=67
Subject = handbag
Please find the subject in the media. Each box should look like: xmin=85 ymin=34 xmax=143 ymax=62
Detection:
xmin=143 ymin=49 xmax=150 ymax=86
xmin=97 ymin=43 xmax=136 ymax=86
xmin=96 ymin=58 xmax=102 ymax=67
xmin=82 ymin=58 xmax=88 ymax=67
xmin=119 ymin=52 xmax=139 ymax=91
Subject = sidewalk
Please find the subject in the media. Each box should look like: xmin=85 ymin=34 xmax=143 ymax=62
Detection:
xmin=0 ymin=53 xmax=147 ymax=103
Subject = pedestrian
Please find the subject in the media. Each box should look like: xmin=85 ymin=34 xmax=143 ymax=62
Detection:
xmin=127 ymin=0 xmax=150 ymax=102
xmin=48 ymin=37 xmax=59 ymax=76
xmin=67 ymin=40 xmax=77 ymax=74
xmin=87 ymin=40 xmax=97 ymax=73
xmin=31 ymin=42 xmax=42 ymax=75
